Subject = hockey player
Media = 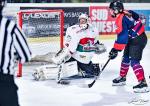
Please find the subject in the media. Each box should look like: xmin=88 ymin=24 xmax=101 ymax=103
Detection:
xmin=108 ymin=0 xmax=149 ymax=93
xmin=52 ymin=13 xmax=106 ymax=79
xmin=32 ymin=13 xmax=106 ymax=81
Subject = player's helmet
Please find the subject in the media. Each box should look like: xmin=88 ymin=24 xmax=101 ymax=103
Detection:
xmin=0 ymin=0 xmax=6 ymax=13
xmin=78 ymin=13 xmax=89 ymax=30
xmin=109 ymin=0 xmax=124 ymax=17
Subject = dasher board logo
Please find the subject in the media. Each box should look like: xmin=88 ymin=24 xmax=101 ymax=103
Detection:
xmin=22 ymin=12 xmax=59 ymax=20
xmin=90 ymin=6 xmax=116 ymax=34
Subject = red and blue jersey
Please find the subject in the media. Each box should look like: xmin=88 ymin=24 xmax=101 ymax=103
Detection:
xmin=114 ymin=10 xmax=145 ymax=51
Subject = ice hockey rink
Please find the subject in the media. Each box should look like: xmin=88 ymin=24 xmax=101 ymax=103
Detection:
xmin=14 ymin=39 xmax=150 ymax=106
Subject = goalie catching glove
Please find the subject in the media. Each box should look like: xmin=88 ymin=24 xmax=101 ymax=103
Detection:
xmin=51 ymin=48 xmax=71 ymax=65
xmin=94 ymin=41 xmax=107 ymax=54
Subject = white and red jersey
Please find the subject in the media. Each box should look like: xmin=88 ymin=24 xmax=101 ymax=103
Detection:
xmin=64 ymin=24 xmax=99 ymax=64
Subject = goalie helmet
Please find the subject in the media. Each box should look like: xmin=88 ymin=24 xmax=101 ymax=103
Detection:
xmin=109 ymin=0 xmax=124 ymax=17
xmin=78 ymin=13 xmax=89 ymax=30
xmin=0 ymin=0 xmax=6 ymax=13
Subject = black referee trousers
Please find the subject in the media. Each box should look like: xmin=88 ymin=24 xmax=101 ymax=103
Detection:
xmin=0 ymin=73 xmax=19 ymax=106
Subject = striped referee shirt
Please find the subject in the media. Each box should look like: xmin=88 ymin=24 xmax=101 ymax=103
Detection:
xmin=0 ymin=15 xmax=32 ymax=75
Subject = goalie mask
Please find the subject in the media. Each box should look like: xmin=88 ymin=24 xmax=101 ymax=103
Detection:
xmin=109 ymin=0 xmax=124 ymax=18
xmin=78 ymin=14 xmax=89 ymax=30
xmin=0 ymin=0 xmax=6 ymax=14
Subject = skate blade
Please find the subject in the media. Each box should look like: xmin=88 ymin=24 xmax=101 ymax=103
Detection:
xmin=112 ymin=82 xmax=126 ymax=86
xmin=133 ymin=87 xmax=149 ymax=93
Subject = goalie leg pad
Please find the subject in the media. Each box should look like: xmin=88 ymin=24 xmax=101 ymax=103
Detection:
xmin=32 ymin=61 xmax=78 ymax=80
xmin=32 ymin=64 xmax=58 ymax=81
xmin=62 ymin=61 xmax=78 ymax=78
xmin=32 ymin=69 xmax=46 ymax=81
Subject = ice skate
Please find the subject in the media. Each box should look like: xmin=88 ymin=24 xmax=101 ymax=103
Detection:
xmin=112 ymin=76 xmax=126 ymax=86
xmin=133 ymin=79 xmax=149 ymax=93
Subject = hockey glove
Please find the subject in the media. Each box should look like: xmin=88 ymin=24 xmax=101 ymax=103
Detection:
xmin=52 ymin=48 xmax=71 ymax=65
xmin=94 ymin=41 xmax=107 ymax=55
xmin=109 ymin=48 xmax=118 ymax=60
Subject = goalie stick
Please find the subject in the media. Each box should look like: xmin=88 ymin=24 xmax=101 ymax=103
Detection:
xmin=51 ymin=48 xmax=72 ymax=85
xmin=56 ymin=63 xmax=64 ymax=83
xmin=56 ymin=61 xmax=71 ymax=85
xmin=88 ymin=58 xmax=111 ymax=88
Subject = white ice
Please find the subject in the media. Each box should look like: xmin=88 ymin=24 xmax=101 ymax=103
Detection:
xmin=15 ymin=39 xmax=150 ymax=106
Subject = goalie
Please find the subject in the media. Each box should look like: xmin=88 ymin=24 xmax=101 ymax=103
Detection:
xmin=33 ymin=13 xmax=106 ymax=81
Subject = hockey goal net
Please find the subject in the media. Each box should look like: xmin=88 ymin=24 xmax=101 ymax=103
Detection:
xmin=17 ymin=10 xmax=64 ymax=77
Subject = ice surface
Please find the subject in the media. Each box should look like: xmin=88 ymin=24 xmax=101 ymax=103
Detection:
xmin=15 ymin=39 xmax=150 ymax=106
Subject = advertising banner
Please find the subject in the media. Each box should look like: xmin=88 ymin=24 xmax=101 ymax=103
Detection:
xmin=90 ymin=6 xmax=116 ymax=35
xmin=134 ymin=10 xmax=150 ymax=31
xmin=20 ymin=7 xmax=89 ymax=37
xmin=20 ymin=6 xmax=150 ymax=36
xmin=21 ymin=11 xmax=61 ymax=37
xmin=90 ymin=6 xmax=150 ymax=34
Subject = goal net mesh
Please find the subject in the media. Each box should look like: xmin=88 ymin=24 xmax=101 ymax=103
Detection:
xmin=18 ymin=10 xmax=64 ymax=64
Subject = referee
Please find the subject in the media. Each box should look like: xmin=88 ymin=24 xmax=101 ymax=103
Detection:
xmin=0 ymin=0 xmax=32 ymax=106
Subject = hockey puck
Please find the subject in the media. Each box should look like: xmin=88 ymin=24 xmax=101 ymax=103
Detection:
xmin=57 ymin=80 xmax=70 ymax=85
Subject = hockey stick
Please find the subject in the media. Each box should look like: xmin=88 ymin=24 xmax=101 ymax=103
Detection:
xmin=88 ymin=58 xmax=111 ymax=88
xmin=56 ymin=61 xmax=70 ymax=85
xmin=56 ymin=63 xmax=64 ymax=83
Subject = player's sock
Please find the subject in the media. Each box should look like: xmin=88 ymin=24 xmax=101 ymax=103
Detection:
xmin=119 ymin=62 xmax=129 ymax=77
xmin=132 ymin=64 xmax=145 ymax=81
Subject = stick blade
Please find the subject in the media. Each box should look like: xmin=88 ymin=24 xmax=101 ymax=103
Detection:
xmin=88 ymin=80 xmax=96 ymax=88
xmin=57 ymin=80 xmax=70 ymax=85
xmin=88 ymin=83 xmax=93 ymax=88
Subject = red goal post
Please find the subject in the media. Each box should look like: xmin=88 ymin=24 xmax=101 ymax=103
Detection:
xmin=17 ymin=9 xmax=64 ymax=77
